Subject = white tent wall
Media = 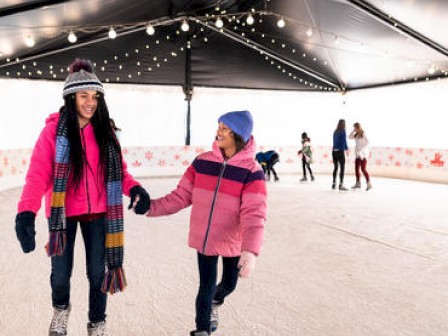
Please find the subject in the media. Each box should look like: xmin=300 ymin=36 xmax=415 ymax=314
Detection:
xmin=1 ymin=77 xmax=448 ymax=149
xmin=0 ymin=77 xmax=447 ymax=188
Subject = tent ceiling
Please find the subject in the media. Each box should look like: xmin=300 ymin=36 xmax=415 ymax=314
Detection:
xmin=0 ymin=0 xmax=447 ymax=92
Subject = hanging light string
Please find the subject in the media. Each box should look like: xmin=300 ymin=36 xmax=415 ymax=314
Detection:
xmin=1 ymin=9 xmax=447 ymax=86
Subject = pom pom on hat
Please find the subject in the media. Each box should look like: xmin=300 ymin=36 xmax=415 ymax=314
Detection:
xmin=218 ymin=110 xmax=253 ymax=142
xmin=63 ymin=58 xmax=104 ymax=98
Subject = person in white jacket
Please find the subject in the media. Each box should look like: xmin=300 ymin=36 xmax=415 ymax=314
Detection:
xmin=348 ymin=122 xmax=372 ymax=190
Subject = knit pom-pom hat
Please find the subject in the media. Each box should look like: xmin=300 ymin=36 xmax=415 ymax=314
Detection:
xmin=62 ymin=59 xmax=104 ymax=97
xmin=218 ymin=110 xmax=253 ymax=142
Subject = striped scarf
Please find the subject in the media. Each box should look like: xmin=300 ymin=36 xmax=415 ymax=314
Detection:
xmin=48 ymin=108 xmax=127 ymax=294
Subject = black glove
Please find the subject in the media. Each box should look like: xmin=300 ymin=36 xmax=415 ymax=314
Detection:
xmin=15 ymin=211 xmax=36 ymax=253
xmin=128 ymin=185 xmax=150 ymax=214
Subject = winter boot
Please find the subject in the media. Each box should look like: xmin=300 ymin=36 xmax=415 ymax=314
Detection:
xmin=366 ymin=181 xmax=372 ymax=191
xmin=332 ymin=182 xmax=336 ymax=190
xmin=49 ymin=305 xmax=71 ymax=336
xmin=87 ymin=321 xmax=108 ymax=336
xmin=300 ymin=176 xmax=307 ymax=182
xmin=210 ymin=302 xmax=221 ymax=332
xmin=351 ymin=181 xmax=361 ymax=189
xmin=274 ymin=176 xmax=280 ymax=182
xmin=339 ymin=184 xmax=348 ymax=191
xmin=190 ymin=331 xmax=210 ymax=336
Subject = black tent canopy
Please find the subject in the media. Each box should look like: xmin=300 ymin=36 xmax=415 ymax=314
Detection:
xmin=0 ymin=0 xmax=447 ymax=92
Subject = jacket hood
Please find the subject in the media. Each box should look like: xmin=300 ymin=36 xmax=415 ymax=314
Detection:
xmin=46 ymin=112 xmax=60 ymax=125
xmin=212 ymin=135 xmax=257 ymax=163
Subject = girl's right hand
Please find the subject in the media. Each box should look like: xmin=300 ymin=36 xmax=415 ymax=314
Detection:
xmin=238 ymin=251 xmax=256 ymax=278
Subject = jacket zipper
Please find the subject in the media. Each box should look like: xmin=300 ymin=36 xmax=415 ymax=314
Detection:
xmin=202 ymin=160 xmax=227 ymax=254
xmin=80 ymin=128 xmax=91 ymax=214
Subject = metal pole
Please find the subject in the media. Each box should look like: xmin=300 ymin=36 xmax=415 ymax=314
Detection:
xmin=183 ymin=36 xmax=192 ymax=146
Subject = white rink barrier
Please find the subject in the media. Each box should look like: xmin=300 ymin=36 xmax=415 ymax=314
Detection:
xmin=1 ymin=145 xmax=447 ymax=191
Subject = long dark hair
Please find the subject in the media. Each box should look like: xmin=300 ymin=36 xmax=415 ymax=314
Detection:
xmin=63 ymin=92 xmax=121 ymax=188
xmin=335 ymin=119 xmax=346 ymax=132
xmin=233 ymin=133 xmax=247 ymax=154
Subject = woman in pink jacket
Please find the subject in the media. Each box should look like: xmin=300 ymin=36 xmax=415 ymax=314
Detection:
xmin=147 ymin=110 xmax=267 ymax=336
xmin=15 ymin=59 xmax=150 ymax=336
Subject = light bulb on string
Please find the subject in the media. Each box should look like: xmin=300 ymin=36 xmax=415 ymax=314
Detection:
xmin=108 ymin=27 xmax=117 ymax=39
xmin=181 ymin=20 xmax=190 ymax=32
xmin=305 ymin=27 xmax=313 ymax=37
xmin=68 ymin=30 xmax=77 ymax=43
xmin=24 ymin=35 xmax=35 ymax=47
xmin=146 ymin=23 xmax=155 ymax=35
xmin=246 ymin=14 xmax=254 ymax=25
xmin=277 ymin=18 xmax=285 ymax=28
xmin=215 ymin=17 xmax=224 ymax=28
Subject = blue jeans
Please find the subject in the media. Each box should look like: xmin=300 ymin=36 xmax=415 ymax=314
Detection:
xmin=50 ymin=217 xmax=107 ymax=323
xmin=195 ymin=253 xmax=240 ymax=332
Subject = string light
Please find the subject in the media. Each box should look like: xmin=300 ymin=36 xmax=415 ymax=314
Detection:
xmin=246 ymin=14 xmax=254 ymax=25
xmin=24 ymin=35 xmax=35 ymax=48
xmin=181 ymin=20 xmax=190 ymax=32
xmin=305 ymin=27 xmax=313 ymax=37
xmin=68 ymin=30 xmax=77 ymax=43
xmin=146 ymin=23 xmax=155 ymax=35
xmin=108 ymin=27 xmax=117 ymax=39
xmin=277 ymin=18 xmax=286 ymax=28
xmin=215 ymin=17 xmax=224 ymax=28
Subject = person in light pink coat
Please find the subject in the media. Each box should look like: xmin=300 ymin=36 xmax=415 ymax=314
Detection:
xmin=147 ymin=110 xmax=267 ymax=336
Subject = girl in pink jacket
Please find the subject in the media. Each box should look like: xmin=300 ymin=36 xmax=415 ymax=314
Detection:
xmin=147 ymin=110 xmax=267 ymax=336
xmin=14 ymin=59 xmax=150 ymax=336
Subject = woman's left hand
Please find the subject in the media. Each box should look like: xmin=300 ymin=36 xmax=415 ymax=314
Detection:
xmin=128 ymin=185 xmax=151 ymax=214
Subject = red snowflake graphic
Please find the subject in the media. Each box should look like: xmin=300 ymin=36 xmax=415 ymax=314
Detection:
xmin=174 ymin=154 xmax=180 ymax=160
xmin=145 ymin=151 xmax=153 ymax=160
xmin=430 ymin=153 xmax=444 ymax=167
xmin=416 ymin=162 xmax=423 ymax=169
xmin=132 ymin=160 xmax=142 ymax=167
xmin=182 ymin=160 xmax=190 ymax=166
xmin=395 ymin=161 xmax=401 ymax=167
xmin=158 ymin=159 xmax=166 ymax=166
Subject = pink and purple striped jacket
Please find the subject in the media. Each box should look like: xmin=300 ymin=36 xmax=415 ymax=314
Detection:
xmin=148 ymin=137 xmax=267 ymax=257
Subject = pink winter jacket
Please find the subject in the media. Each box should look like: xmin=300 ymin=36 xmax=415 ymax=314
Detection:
xmin=148 ymin=137 xmax=267 ymax=257
xmin=17 ymin=112 xmax=140 ymax=218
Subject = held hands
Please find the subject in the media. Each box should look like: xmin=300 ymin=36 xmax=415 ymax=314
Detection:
xmin=238 ymin=251 xmax=256 ymax=278
xmin=15 ymin=211 xmax=36 ymax=253
xmin=128 ymin=185 xmax=150 ymax=214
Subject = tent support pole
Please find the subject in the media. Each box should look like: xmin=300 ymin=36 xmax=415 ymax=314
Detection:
xmin=183 ymin=37 xmax=193 ymax=146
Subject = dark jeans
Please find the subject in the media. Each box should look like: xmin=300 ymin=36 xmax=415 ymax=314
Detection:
xmin=50 ymin=217 xmax=107 ymax=323
xmin=195 ymin=253 xmax=240 ymax=332
xmin=263 ymin=154 xmax=279 ymax=180
xmin=332 ymin=150 xmax=345 ymax=184
xmin=302 ymin=158 xmax=313 ymax=177
xmin=355 ymin=157 xmax=370 ymax=182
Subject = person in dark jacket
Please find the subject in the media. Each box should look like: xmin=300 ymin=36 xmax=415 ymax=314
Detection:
xmin=332 ymin=119 xmax=349 ymax=190
xmin=256 ymin=150 xmax=280 ymax=182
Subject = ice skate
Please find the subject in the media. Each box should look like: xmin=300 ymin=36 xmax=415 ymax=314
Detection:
xmin=351 ymin=181 xmax=361 ymax=189
xmin=49 ymin=305 xmax=70 ymax=336
xmin=366 ymin=181 xmax=372 ymax=191
xmin=190 ymin=331 xmax=209 ymax=336
xmin=310 ymin=175 xmax=315 ymax=181
xmin=210 ymin=302 xmax=220 ymax=332
xmin=332 ymin=182 xmax=336 ymax=190
xmin=300 ymin=176 xmax=307 ymax=182
xmin=87 ymin=321 xmax=108 ymax=336
xmin=339 ymin=184 xmax=348 ymax=191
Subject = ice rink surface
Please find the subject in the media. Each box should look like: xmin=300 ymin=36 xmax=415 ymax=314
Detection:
xmin=1 ymin=175 xmax=447 ymax=335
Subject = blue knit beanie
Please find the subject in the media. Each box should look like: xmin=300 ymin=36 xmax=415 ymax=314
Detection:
xmin=218 ymin=110 xmax=253 ymax=142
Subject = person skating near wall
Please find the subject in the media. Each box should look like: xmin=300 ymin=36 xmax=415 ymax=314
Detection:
xmin=298 ymin=132 xmax=314 ymax=182
xmin=349 ymin=122 xmax=372 ymax=191
xmin=255 ymin=150 xmax=280 ymax=181
xmin=332 ymin=119 xmax=349 ymax=190
xmin=146 ymin=110 xmax=267 ymax=336
xmin=14 ymin=59 xmax=151 ymax=336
